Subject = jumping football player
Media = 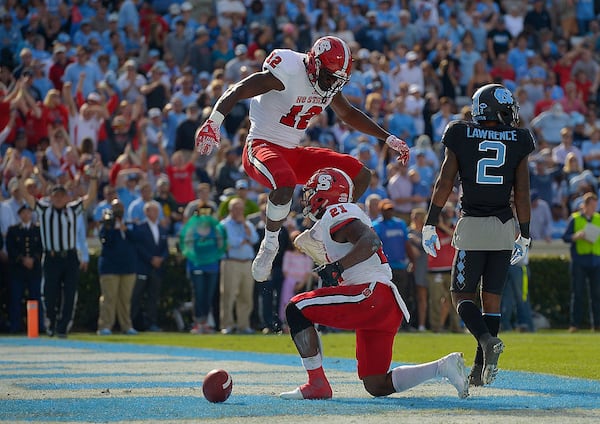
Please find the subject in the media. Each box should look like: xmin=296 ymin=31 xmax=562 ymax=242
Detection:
xmin=194 ymin=36 xmax=409 ymax=282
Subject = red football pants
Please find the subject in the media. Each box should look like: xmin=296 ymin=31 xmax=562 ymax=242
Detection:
xmin=291 ymin=282 xmax=404 ymax=379
xmin=242 ymin=139 xmax=364 ymax=190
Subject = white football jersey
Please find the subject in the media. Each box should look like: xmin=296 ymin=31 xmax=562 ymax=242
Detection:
xmin=320 ymin=202 xmax=392 ymax=285
xmin=248 ymin=49 xmax=333 ymax=149
xmin=318 ymin=202 xmax=411 ymax=321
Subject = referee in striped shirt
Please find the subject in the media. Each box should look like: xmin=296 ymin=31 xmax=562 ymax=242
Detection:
xmin=18 ymin=162 xmax=100 ymax=338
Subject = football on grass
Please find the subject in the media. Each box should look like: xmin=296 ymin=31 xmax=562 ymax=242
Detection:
xmin=202 ymin=369 xmax=233 ymax=403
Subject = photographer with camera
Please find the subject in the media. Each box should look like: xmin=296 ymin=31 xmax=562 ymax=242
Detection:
xmin=96 ymin=199 xmax=138 ymax=335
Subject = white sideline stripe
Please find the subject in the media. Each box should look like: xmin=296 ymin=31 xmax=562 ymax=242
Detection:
xmin=296 ymin=282 xmax=376 ymax=310
xmin=247 ymin=139 xmax=277 ymax=189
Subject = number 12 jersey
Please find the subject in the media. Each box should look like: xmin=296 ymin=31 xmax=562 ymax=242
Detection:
xmin=248 ymin=49 xmax=332 ymax=149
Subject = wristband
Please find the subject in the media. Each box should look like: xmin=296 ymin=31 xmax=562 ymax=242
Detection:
xmin=425 ymin=204 xmax=442 ymax=226
xmin=519 ymin=222 xmax=530 ymax=239
xmin=209 ymin=110 xmax=225 ymax=126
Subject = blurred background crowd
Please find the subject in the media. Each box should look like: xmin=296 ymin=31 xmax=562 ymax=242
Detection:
xmin=2 ymin=0 xmax=600 ymax=335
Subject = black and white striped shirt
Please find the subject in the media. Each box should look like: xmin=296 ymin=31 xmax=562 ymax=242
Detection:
xmin=35 ymin=198 xmax=83 ymax=252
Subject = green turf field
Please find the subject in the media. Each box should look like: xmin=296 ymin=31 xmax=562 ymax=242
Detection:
xmin=72 ymin=329 xmax=600 ymax=380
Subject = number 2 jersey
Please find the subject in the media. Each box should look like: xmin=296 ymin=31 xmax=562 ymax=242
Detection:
xmin=248 ymin=49 xmax=332 ymax=149
xmin=442 ymin=120 xmax=535 ymax=222
xmin=319 ymin=202 xmax=410 ymax=321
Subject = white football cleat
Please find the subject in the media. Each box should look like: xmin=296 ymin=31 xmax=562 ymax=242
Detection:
xmin=438 ymin=352 xmax=469 ymax=399
xmin=279 ymin=387 xmax=304 ymax=400
xmin=252 ymin=239 xmax=279 ymax=282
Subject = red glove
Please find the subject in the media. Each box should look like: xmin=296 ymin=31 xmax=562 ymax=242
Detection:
xmin=386 ymin=135 xmax=410 ymax=165
xmin=195 ymin=119 xmax=221 ymax=155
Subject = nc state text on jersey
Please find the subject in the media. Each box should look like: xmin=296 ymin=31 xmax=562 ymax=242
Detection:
xmin=296 ymin=95 xmax=328 ymax=104
xmin=466 ymin=127 xmax=518 ymax=141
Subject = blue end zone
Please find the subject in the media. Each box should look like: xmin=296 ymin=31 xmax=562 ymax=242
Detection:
xmin=1 ymin=338 xmax=599 ymax=422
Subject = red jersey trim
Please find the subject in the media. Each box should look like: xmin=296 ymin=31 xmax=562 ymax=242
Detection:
xmin=330 ymin=218 xmax=358 ymax=235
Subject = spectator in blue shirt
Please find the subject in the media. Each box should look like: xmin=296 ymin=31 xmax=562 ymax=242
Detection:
xmin=357 ymin=171 xmax=388 ymax=205
xmin=576 ymin=0 xmax=596 ymax=35
xmin=355 ymin=11 xmax=388 ymax=52
xmin=118 ymin=0 xmax=140 ymax=32
xmin=163 ymin=3 xmax=181 ymax=28
xmin=219 ymin=198 xmax=259 ymax=334
xmin=116 ymin=171 xmax=142 ymax=213
xmin=386 ymin=98 xmax=418 ymax=146
xmin=93 ymin=184 xmax=117 ymax=218
xmin=62 ymin=46 xmax=102 ymax=98
xmin=127 ymin=181 xmax=164 ymax=225
xmin=372 ymin=198 xmax=415 ymax=319
xmin=0 ymin=15 xmax=22 ymax=56
xmin=73 ymin=19 xmax=101 ymax=47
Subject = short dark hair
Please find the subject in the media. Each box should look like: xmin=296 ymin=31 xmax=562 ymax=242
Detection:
xmin=51 ymin=184 xmax=67 ymax=194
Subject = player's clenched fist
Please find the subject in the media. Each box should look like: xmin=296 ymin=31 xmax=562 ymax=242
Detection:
xmin=195 ymin=110 xmax=224 ymax=155
xmin=386 ymin=135 xmax=410 ymax=165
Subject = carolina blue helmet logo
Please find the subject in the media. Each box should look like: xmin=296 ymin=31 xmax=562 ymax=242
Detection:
xmin=494 ymin=87 xmax=513 ymax=104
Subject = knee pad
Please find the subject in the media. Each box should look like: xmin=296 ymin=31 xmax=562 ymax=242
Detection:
xmin=266 ymin=198 xmax=292 ymax=222
xmin=285 ymin=302 xmax=313 ymax=337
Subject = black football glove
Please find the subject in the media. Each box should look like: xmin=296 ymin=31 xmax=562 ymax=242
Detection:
xmin=315 ymin=261 xmax=344 ymax=287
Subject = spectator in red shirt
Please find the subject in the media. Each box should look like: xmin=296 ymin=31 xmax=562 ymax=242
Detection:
xmin=12 ymin=76 xmax=44 ymax=150
xmin=139 ymin=1 xmax=169 ymax=40
xmin=553 ymin=50 xmax=577 ymax=88
xmin=41 ymin=89 xmax=69 ymax=138
xmin=573 ymin=69 xmax=593 ymax=104
xmin=534 ymin=85 xmax=558 ymax=117
xmin=489 ymin=53 xmax=516 ymax=84
xmin=48 ymin=44 xmax=70 ymax=91
xmin=560 ymin=81 xmax=587 ymax=115
xmin=165 ymin=149 xmax=199 ymax=206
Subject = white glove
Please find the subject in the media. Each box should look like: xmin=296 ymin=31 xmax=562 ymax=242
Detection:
xmin=194 ymin=119 xmax=221 ymax=155
xmin=422 ymin=224 xmax=440 ymax=257
xmin=294 ymin=228 xmax=327 ymax=265
xmin=510 ymin=235 xmax=531 ymax=265
xmin=386 ymin=135 xmax=410 ymax=166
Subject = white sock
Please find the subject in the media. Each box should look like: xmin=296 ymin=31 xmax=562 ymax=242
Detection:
xmin=391 ymin=359 xmax=440 ymax=392
xmin=264 ymin=229 xmax=280 ymax=250
xmin=301 ymin=353 xmax=322 ymax=371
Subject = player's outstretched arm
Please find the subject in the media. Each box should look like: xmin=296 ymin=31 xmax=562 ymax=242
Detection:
xmin=214 ymin=71 xmax=285 ymax=117
xmin=195 ymin=71 xmax=284 ymax=155
xmin=330 ymin=93 xmax=409 ymax=164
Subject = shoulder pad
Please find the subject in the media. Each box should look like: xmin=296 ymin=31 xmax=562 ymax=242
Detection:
xmin=322 ymin=203 xmax=366 ymax=228
xmin=441 ymin=119 xmax=465 ymax=146
xmin=262 ymin=49 xmax=306 ymax=85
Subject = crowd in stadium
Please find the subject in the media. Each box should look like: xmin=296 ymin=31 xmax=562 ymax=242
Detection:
xmin=1 ymin=0 xmax=600 ymax=335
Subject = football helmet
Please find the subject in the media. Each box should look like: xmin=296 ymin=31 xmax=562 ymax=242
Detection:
xmin=306 ymin=36 xmax=352 ymax=99
xmin=302 ymin=167 xmax=354 ymax=221
xmin=471 ymin=83 xmax=520 ymax=127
